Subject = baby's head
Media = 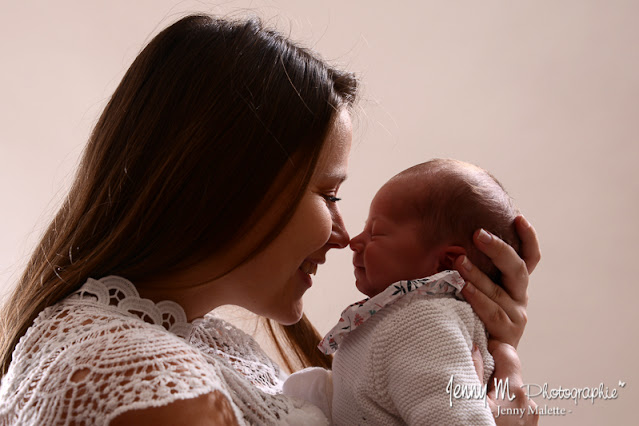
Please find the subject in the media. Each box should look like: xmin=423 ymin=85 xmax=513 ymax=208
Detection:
xmin=350 ymin=159 xmax=520 ymax=297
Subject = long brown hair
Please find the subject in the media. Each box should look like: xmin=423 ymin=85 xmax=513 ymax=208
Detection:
xmin=0 ymin=14 xmax=357 ymax=377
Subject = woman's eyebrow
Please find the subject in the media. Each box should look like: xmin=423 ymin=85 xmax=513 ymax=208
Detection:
xmin=319 ymin=171 xmax=348 ymax=184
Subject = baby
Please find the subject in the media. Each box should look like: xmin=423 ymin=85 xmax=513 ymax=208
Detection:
xmin=284 ymin=158 xmax=520 ymax=425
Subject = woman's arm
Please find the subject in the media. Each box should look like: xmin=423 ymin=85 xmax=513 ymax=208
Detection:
xmin=472 ymin=342 xmax=539 ymax=425
xmin=455 ymin=215 xmax=541 ymax=348
xmin=110 ymin=391 xmax=240 ymax=426
xmin=461 ymin=215 xmax=541 ymax=425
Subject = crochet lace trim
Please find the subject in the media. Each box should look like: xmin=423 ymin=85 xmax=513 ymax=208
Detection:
xmin=72 ymin=275 xmax=195 ymax=337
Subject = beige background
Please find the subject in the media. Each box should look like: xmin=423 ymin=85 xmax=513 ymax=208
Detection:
xmin=1 ymin=1 xmax=637 ymax=424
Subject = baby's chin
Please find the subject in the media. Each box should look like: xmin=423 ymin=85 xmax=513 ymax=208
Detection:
xmin=355 ymin=277 xmax=389 ymax=298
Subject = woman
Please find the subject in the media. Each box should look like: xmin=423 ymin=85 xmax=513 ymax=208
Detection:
xmin=0 ymin=14 xmax=539 ymax=425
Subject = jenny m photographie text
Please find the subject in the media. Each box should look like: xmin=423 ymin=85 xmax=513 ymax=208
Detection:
xmin=446 ymin=374 xmax=626 ymax=418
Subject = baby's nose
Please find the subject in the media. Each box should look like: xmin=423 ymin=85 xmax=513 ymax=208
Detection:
xmin=349 ymin=233 xmax=365 ymax=252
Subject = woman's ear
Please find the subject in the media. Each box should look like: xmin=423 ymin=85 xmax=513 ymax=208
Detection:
xmin=437 ymin=246 xmax=466 ymax=271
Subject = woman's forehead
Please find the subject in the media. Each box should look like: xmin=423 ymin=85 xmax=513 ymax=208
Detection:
xmin=314 ymin=109 xmax=352 ymax=179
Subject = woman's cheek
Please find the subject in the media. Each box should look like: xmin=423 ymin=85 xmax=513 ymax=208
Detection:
xmin=291 ymin=195 xmax=333 ymax=251
xmin=318 ymin=202 xmax=335 ymax=246
xmin=307 ymin=198 xmax=333 ymax=247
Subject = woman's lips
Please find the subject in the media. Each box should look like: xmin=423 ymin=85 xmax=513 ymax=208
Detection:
xmin=298 ymin=260 xmax=318 ymax=289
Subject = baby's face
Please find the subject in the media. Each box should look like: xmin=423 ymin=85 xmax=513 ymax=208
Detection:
xmin=350 ymin=178 xmax=440 ymax=297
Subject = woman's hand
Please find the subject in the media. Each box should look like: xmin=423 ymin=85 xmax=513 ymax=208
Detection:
xmin=472 ymin=341 xmax=539 ymax=425
xmin=455 ymin=215 xmax=540 ymax=348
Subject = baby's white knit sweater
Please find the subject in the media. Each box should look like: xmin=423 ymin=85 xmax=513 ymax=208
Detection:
xmin=331 ymin=291 xmax=495 ymax=425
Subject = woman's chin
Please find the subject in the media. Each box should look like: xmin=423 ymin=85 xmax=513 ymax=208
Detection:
xmin=272 ymin=300 xmax=304 ymax=325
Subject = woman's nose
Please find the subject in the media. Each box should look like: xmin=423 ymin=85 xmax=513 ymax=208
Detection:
xmin=327 ymin=211 xmax=350 ymax=249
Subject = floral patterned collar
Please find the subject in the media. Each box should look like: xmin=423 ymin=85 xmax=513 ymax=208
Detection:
xmin=318 ymin=270 xmax=465 ymax=354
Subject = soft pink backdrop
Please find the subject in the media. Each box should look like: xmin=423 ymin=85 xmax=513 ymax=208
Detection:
xmin=1 ymin=1 xmax=637 ymax=424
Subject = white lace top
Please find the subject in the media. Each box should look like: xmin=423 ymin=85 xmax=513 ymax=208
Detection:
xmin=0 ymin=276 xmax=328 ymax=425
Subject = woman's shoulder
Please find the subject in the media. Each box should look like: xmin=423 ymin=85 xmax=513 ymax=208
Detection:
xmin=21 ymin=276 xmax=222 ymax=373
xmin=0 ymin=277 xmax=235 ymax=425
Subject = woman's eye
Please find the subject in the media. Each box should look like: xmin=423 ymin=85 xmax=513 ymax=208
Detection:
xmin=322 ymin=194 xmax=341 ymax=203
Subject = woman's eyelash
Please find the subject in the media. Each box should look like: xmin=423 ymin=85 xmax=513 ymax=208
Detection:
xmin=322 ymin=195 xmax=341 ymax=203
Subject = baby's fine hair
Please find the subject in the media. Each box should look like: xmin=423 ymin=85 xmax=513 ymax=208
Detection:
xmin=393 ymin=158 xmax=520 ymax=285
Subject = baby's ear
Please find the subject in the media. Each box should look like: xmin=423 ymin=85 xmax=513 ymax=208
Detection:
xmin=437 ymin=246 xmax=466 ymax=271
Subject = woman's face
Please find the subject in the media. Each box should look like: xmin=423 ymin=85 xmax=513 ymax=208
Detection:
xmin=226 ymin=109 xmax=352 ymax=324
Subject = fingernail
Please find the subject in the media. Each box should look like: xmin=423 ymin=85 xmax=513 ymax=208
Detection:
xmin=478 ymin=229 xmax=492 ymax=244
xmin=472 ymin=343 xmax=479 ymax=352
xmin=519 ymin=215 xmax=531 ymax=228
xmin=461 ymin=255 xmax=472 ymax=272
xmin=464 ymin=281 xmax=476 ymax=295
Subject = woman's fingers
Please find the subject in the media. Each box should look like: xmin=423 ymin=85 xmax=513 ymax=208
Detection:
xmin=455 ymin=246 xmax=528 ymax=347
xmin=457 ymin=254 xmax=515 ymax=310
xmin=515 ymin=215 xmax=541 ymax=275
xmin=458 ymin=270 xmax=523 ymax=348
xmin=472 ymin=228 xmax=529 ymax=305
xmin=455 ymin=217 xmax=540 ymax=348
